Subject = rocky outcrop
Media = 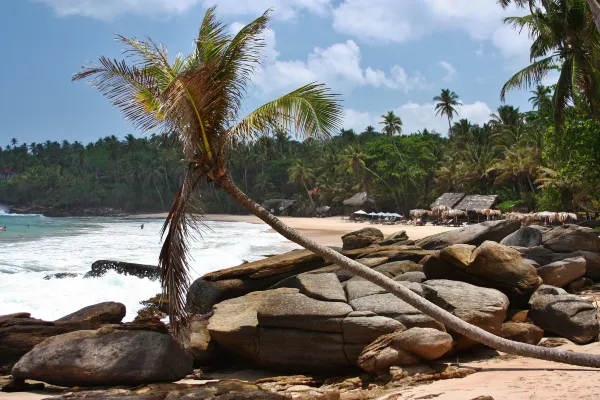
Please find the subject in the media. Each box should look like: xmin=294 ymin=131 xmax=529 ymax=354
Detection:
xmin=55 ymin=302 xmax=126 ymax=324
xmin=416 ymin=220 xmax=521 ymax=250
xmin=423 ymin=241 xmax=542 ymax=305
xmin=528 ymin=286 xmax=600 ymax=344
xmin=84 ymin=260 xmax=160 ymax=280
xmin=500 ymin=226 xmax=542 ymax=247
xmin=380 ymin=230 xmax=409 ymax=246
xmin=1 ymin=303 xmax=127 ymax=367
xmin=536 ymin=257 xmax=587 ymax=287
xmin=357 ymin=328 xmax=453 ymax=373
xmin=11 ymin=328 xmax=193 ymax=386
xmin=515 ymin=246 xmax=600 ymax=280
xmin=187 ymin=316 xmax=219 ymax=366
xmin=542 ymin=225 xmax=600 ymax=253
xmin=342 ymin=227 xmax=384 ymax=250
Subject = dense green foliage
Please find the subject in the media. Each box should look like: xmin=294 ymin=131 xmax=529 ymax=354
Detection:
xmin=2 ymin=89 xmax=599 ymax=215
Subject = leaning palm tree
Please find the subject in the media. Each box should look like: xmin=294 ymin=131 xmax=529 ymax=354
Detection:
xmin=379 ymin=111 xmax=403 ymax=136
xmin=74 ymin=6 xmax=600 ymax=367
xmin=433 ymin=89 xmax=461 ymax=130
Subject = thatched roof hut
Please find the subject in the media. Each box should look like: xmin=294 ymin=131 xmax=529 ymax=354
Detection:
xmin=343 ymin=192 xmax=375 ymax=207
xmin=455 ymin=195 xmax=499 ymax=212
xmin=262 ymin=199 xmax=296 ymax=211
xmin=430 ymin=193 xmax=465 ymax=209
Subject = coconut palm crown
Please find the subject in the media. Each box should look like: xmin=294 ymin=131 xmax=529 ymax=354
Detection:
xmin=433 ymin=89 xmax=461 ymax=130
xmin=73 ymin=7 xmax=343 ymax=340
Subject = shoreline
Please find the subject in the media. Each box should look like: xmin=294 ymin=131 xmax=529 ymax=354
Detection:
xmin=128 ymin=213 xmax=459 ymax=246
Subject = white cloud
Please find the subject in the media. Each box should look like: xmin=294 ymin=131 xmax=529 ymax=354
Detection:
xmin=344 ymin=101 xmax=493 ymax=135
xmin=251 ymin=39 xmax=430 ymax=94
xmin=35 ymin=0 xmax=330 ymax=20
xmin=332 ymin=0 xmax=531 ymax=62
xmin=476 ymin=44 xmax=485 ymax=57
xmin=438 ymin=61 xmax=457 ymax=82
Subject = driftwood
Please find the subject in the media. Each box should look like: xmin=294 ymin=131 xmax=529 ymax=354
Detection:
xmin=84 ymin=260 xmax=160 ymax=281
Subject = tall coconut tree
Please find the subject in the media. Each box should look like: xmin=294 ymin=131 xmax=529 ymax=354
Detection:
xmin=74 ymin=6 xmax=600 ymax=367
xmin=433 ymin=89 xmax=461 ymax=130
xmin=501 ymin=0 xmax=600 ymax=126
xmin=288 ymin=161 xmax=317 ymax=210
xmin=529 ymin=85 xmax=553 ymax=111
xmin=379 ymin=111 xmax=403 ymax=136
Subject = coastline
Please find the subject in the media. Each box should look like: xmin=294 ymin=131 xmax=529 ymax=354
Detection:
xmin=127 ymin=213 xmax=459 ymax=246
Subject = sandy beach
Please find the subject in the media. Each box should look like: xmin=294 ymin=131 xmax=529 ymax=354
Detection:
xmin=130 ymin=213 xmax=458 ymax=246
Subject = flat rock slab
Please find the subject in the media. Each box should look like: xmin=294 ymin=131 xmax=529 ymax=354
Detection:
xmin=342 ymin=227 xmax=384 ymax=250
xmin=257 ymin=292 xmax=353 ymax=333
xmin=55 ymin=302 xmax=125 ymax=324
xmin=342 ymin=311 xmax=405 ymax=344
xmin=11 ymin=328 xmax=192 ymax=386
xmin=373 ymin=260 xmax=422 ymax=277
xmin=542 ymin=225 xmax=600 ymax=253
xmin=295 ymin=273 xmax=346 ymax=302
xmin=416 ymin=220 xmax=521 ymax=250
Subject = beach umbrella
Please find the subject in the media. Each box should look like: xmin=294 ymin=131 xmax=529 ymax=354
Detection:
xmin=376 ymin=212 xmax=386 ymax=217
xmin=354 ymin=210 xmax=368 ymax=215
xmin=536 ymin=211 xmax=558 ymax=225
xmin=391 ymin=213 xmax=402 ymax=218
xmin=367 ymin=212 xmax=377 ymax=216
xmin=409 ymin=209 xmax=429 ymax=224
xmin=432 ymin=205 xmax=450 ymax=215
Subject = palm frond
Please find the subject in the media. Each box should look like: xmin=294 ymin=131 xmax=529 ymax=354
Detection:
xmin=501 ymin=56 xmax=555 ymax=100
xmin=194 ymin=6 xmax=231 ymax=65
xmin=228 ymin=83 xmax=343 ymax=142
xmin=159 ymin=168 xmax=205 ymax=342
xmin=72 ymin=57 xmax=164 ymax=132
xmin=552 ymin=56 xmax=574 ymax=126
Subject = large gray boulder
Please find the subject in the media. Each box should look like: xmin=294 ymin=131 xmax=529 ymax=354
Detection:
xmin=528 ymin=286 xmax=600 ymax=344
xmin=416 ymin=220 xmax=521 ymax=250
xmin=422 ymin=280 xmax=509 ymax=334
xmin=11 ymin=328 xmax=193 ymax=386
xmin=500 ymin=322 xmax=544 ymax=345
xmin=536 ymin=257 xmax=587 ymax=287
xmin=542 ymin=224 xmax=600 ymax=253
xmin=500 ymin=227 xmax=543 ymax=247
xmin=187 ymin=316 xmax=219 ymax=366
xmin=342 ymin=227 xmax=384 ymax=250
xmin=55 ymin=302 xmax=126 ymax=324
xmin=357 ymin=328 xmax=453 ymax=373
xmin=423 ymin=241 xmax=542 ymax=305
xmin=294 ymin=273 xmax=347 ymax=302
xmin=515 ymin=246 xmax=600 ymax=280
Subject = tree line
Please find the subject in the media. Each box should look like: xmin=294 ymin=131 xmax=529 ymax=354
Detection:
xmin=1 ymin=85 xmax=599 ymax=216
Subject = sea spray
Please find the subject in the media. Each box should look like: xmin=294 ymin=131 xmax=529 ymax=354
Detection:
xmin=0 ymin=218 xmax=299 ymax=321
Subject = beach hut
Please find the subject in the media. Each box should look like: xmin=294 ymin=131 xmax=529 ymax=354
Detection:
xmin=409 ymin=209 xmax=429 ymax=225
xmin=455 ymin=195 xmax=499 ymax=222
xmin=430 ymin=193 xmax=465 ymax=210
xmin=262 ymin=199 xmax=297 ymax=216
xmin=316 ymin=206 xmax=331 ymax=217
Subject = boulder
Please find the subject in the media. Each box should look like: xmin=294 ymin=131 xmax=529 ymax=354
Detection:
xmin=55 ymin=302 xmax=125 ymax=324
xmin=208 ymin=288 xmax=298 ymax=361
xmin=187 ymin=316 xmax=219 ymax=366
xmin=379 ymin=230 xmax=409 ymax=246
xmin=542 ymin=225 xmax=600 ymax=253
xmin=1 ymin=305 xmax=127 ymax=367
xmin=416 ymin=220 xmax=521 ymax=250
xmin=422 ymin=280 xmax=509 ymax=334
xmin=394 ymin=271 xmax=426 ymax=283
xmin=345 ymin=279 xmax=423 ymax=302
xmin=467 ymin=241 xmax=542 ymax=305
xmin=514 ymin=247 xmax=600 ymax=279
xmin=424 ymin=242 xmax=542 ymax=305
xmin=295 ymin=273 xmax=346 ymax=302
xmin=500 ymin=227 xmax=542 ymax=247
xmin=500 ymin=322 xmax=543 ymax=345
xmin=11 ymin=328 xmax=192 ymax=386
xmin=373 ymin=260 xmax=422 ymax=277
xmin=342 ymin=311 xmax=405 ymax=344
xmin=528 ymin=287 xmax=600 ymax=344
xmin=356 ymin=328 xmax=453 ymax=373
xmin=342 ymin=227 xmax=384 ymax=250
xmin=536 ymin=257 xmax=586 ymax=287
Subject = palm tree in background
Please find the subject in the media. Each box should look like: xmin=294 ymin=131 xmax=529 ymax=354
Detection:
xmin=379 ymin=111 xmax=403 ymax=136
xmin=433 ymin=89 xmax=461 ymax=130
xmin=364 ymin=125 xmax=376 ymax=134
xmin=529 ymin=85 xmax=552 ymax=111
xmin=501 ymin=0 xmax=600 ymax=126
xmin=288 ymin=161 xmax=316 ymax=210
xmin=10 ymin=138 xmax=18 ymax=148
xmin=73 ymin=6 xmax=600 ymax=368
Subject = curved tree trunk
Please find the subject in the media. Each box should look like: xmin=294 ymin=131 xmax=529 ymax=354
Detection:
xmin=218 ymin=174 xmax=600 ymax=368
xmin=302 ymin=179 xmax=316 ymax=211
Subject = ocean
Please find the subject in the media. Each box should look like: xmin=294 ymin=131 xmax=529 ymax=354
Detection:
xmin=0 ymin=208 xmax=299 ymax=322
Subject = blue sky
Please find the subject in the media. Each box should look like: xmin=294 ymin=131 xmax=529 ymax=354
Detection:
xmin=1 ymin=0 xmax=555 ymax=146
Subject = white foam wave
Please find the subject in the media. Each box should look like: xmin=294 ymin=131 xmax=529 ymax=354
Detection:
xmin=0 ymin=219 xmax=299 ymax=321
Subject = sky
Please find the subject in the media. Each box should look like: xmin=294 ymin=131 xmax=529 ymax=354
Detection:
xmin=0 ymin=0 xmax=558 ymax=145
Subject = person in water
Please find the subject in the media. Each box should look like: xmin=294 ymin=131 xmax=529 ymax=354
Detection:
xmin=141 ymin=223 xmax=144 ymax=229
xmin=0 ymin=226 xmax=6 ymax=232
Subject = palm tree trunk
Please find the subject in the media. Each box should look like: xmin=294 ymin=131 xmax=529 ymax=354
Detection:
xmin=154 ymin=180 xmax=165 ymax=210
xmin=586 ymin=0 xmax=600 ymax=34
xmin=218 ymin=174 xmax=600 ymax=368
xmin=302 ymin=180 xmax=316 ymax=211
xmin=363 ymin=165 xmax=401 ymax=213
